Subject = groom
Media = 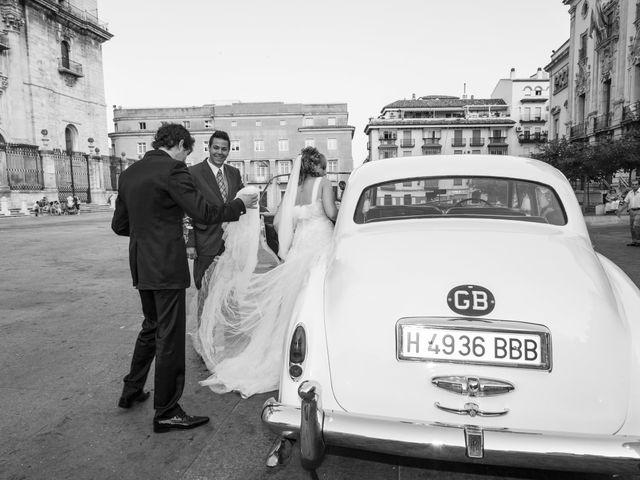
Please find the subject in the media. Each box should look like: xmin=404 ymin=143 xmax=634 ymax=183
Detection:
xmin=112 ymin=123 xmax=257 ymax=433
xmin=186 ymin=130 xmax=244 ymax=290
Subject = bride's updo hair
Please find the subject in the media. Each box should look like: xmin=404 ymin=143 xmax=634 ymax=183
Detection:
xmin=299 ymin=146 xmax=327 ymax=184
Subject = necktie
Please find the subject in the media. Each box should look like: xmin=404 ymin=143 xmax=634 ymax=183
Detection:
xmin=216 ymin=169 xmax=228 ymax=201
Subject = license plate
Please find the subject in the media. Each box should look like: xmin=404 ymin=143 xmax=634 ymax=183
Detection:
xmin=398 ymin=324 xmax=550 ymax=369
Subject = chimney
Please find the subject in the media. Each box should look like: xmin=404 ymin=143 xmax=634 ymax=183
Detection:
xmin=471 ymin=94 xmax=474 ymax=100
xmin=412 ymin=93 xmax=416 ymax=100
xmin=537 ymin=67 xmax=543 ymax=79
xmin=510 ymin=67 xmax=516 ymax=79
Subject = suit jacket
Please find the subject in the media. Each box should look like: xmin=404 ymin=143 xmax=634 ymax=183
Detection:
xmin=111 ymin=149 xmax=246 ymax=290
xmin=186 ymin=160 xmax=244 ymax=257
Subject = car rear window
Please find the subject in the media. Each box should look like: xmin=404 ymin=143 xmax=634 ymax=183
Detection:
xmin=354 ymin=176 xmax=567 ymax=226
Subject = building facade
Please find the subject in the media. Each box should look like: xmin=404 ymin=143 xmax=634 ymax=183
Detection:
xmin=0 ymin=0 xmax=114 ymax=207
xmin=364 ymin=95 xmax=515 ymax=162
xmin=109 ymin=102 xmax=355 ymax=209
xmin=490 ymin=68 xmax=551 ymax=156
xmin=562 ymin=0 xmax=640 ymax=142
xmin=545 ymin=40 xmax=571 ymax=140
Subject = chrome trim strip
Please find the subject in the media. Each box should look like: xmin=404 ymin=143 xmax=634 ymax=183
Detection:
xmin=434 ymin=401 xmax=509 ymax=417
xmin=395 ymin=316 xmax=553 ymax=371
xmin=262 ymin=397 xmax=640 ymax=474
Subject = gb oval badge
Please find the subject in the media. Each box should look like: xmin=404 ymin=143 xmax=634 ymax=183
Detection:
xmin=447 ymin=285 xmax=495 ymax=316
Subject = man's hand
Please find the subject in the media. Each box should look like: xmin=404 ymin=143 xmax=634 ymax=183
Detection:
xmin=186 ymin=247 xmax=197 ymax=260
xmin=238 ymin=191 xmax=259 ymax=209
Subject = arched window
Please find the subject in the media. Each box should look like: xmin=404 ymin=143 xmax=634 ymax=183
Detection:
xmin=61 ymin=40 xmax=70 ymax=69
xmin=535 ymin=87 xmax=543 ymax=96
xmin=65 ymin=124 xmax=78 ymax=153
xmin=523 ymin=87 xmax=532 ymax=96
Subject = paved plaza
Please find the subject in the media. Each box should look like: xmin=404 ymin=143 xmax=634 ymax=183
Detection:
xmin=0 ymin=213 xmax=635 ymax=480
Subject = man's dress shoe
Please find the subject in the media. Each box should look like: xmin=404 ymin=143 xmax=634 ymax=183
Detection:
xmin=118 ymin=390 xmax=150 ymax=409
xmin=153 ymin=411 xmax=210 ymax=433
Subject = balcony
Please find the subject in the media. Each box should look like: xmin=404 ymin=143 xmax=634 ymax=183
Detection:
xmin=451 ymin=139 xmax=466 ymax=147
xmin=488 ymin=136 xmax=507 ymax=145
xmin=622 ymin=101 xmax=640 ymax=124
xmin=422 ymin=138 xmax=441 ymax=146
xmin=520 ymin=116 xmax=547 ymax=123
xmin=400 ymin=139 xmax=415 ymax=148
xmin=58 ymin=58 xmax=84 ymax=77
xmin=570 ymin=123 xmax=587 ymax=139
xmin=593 ymin=112 xmax=612 ymax=132
xmin=0 ymin=33 xmax=9 ymax=51
xmin=469 ymin=138 xmax=485 ymax=147
xmin=518 ymin=132 xmax=548 ymax=143
xmin=378 ymin=139 xmax=398 ymax=149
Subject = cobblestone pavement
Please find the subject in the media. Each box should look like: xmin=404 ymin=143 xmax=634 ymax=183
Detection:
xmin=0 ymin=214 xmax=636 ymax=480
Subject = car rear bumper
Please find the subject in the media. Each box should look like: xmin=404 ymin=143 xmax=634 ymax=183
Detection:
xmin=262 ymin=389 xmax=640 ymax=474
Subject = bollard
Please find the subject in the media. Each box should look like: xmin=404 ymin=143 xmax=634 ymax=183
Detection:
xmin=0 ymin=196 xmax=10 ymax=216
xmin=20 ymin=200 xmax=29 ymax=215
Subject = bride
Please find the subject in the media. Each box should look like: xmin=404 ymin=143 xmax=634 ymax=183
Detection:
xmin=193 ymin=146 xmax=338 ymax=398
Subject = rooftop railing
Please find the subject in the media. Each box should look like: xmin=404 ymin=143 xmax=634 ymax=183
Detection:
xmin=59 ymin=2 xmax=109 ymax=31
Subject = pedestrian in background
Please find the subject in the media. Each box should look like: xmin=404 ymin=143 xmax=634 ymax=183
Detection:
xmin=112 ymin=123 xmax=257 ymax=433
xmin=617 ymin=179 xmax=640 ymax=246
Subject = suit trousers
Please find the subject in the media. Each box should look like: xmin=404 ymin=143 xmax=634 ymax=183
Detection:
xmin=630 ymin=209 xmax=640 ymax=243
xmin=194 ymin=254 xmax=217 ymax=290
xmin=122 ymin=289 xmax=186 ymax=419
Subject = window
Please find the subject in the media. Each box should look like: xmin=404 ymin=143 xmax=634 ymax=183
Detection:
xmin=579 ymin=32 xmax=587 ymax=60
xmin=278 ymin=139 xmax=289 ymax=152
xmin=472 ymin=150 xmax=481 ymax=154
xmin=254 ymin=140 xmax=264 ymax=152
xmin=203 ymin=141 xmax=208 ymax=152
xmin=327 ymin=138 xmax=337 ymax=150
xmin=204 ymin=120 xmax=213 ymax=128
xmin=327 ymin=160 xmax=338 ymax=172
xmin=403 ymin=151 xmax=412 ymax=157
xmin=303 ymin=117 xmax=314 ymax=127
xmin=139 ymin=122 xmax=146 ymax=130
xmin=305 ymin=139 xmax=315 ymax=148
xmin=523 ymin=87 xmax=532 ymax=97
xmin=231 ymin=140 xmax=240 ymax=152
xmin=280 ymin=119 xmax=286 ymax=126
xmin=328 ymin=117 xmax=336 ymax=126
xmin=535 ymin=87 xmax=543 ymax=96
xmin=553 ymin=117 xmax=560 ymax=140
xmin=454 ymin=150 xmax=463 ymax=155
xmin=403 ymin=181 xmax=412 ymax=187
xmin=183 ymin=120 xmax=190 ymax=129
xmin=230 ymin=161 xmax=244 ymax=176
xmin=61 ymin=40 xmax=70 ymax=69
xmin=381 ymin=130 xmax=397 ymax=140
xmin=278 ymin=160 xmax=292 ymax=175
xmin=256 ymin=120 xmax=262 ymax=127
xmin=137 ymin=142 xmax=147 ymax=155
xmin=255 ymin=163 xmax=268 ymax=177
xmin=354 ymin=177 xmax=566 ymax=226
xmin=114 ymin=123 xmax=118 ymax=132
xmin=231 ymin=120 xmax=237 ymax=127
xmin=523 ymin=107 xmax=531 ymax=121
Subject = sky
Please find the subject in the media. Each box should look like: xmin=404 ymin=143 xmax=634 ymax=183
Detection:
xmin=99 ymin=0 xmax=570 ymax=166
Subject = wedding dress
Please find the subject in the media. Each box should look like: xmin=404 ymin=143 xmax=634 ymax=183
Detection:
xmin=193 ymin=176 xmax=334 ymax=398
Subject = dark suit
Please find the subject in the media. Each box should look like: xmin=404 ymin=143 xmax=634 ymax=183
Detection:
xmin=112 ymin=149 xmax=246 ymax=418
xmin=186 ymin=159 xmax=244 ymax=289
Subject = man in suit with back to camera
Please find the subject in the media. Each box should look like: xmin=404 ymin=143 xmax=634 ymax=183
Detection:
xmin=186 ymin=130 xmax=244 ymax=291
xmin=112 ymin=123 xmax=257 ymax=433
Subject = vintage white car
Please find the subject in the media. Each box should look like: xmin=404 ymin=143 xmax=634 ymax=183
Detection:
xmin=261 ymin=154 xmax=640 ymax=475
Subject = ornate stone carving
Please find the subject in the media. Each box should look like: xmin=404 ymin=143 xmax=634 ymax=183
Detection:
xmin=57 ymin=25 xmax=77 ymax=42
xmin=600 ymin=43 xmax=616 ymax=82
xmin=630 ymin=29 xmax=640 ymax=66
xmin=550 ymin=106 xmax=562 ymax=116
xmin=0 ymin=0 xmax=23 ymax=32
xmin=576 ymin=59 xmax=591 ymax=96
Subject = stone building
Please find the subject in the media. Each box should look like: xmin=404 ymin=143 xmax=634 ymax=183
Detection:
xmin=364 ymin=95 xmax=515 ymax=162
xmin=109 ymin=102 xmax=355 ymax=209
xmin=490 ymin=68 xmax=551 ymax=156
xmin=544 ymin=39 xmax=571 ymax=140
xmin=560 ymin=0 xmax=640 ymax=142
xmin=0 ymin=0 xmax=113 ymax=208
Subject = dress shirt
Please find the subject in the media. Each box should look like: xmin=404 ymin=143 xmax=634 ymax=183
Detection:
xmin=624 ymin=189 xmax=640 ymax=209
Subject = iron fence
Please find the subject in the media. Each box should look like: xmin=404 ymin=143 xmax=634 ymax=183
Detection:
xmin=5 ymin=144 xmax=44 ymax=190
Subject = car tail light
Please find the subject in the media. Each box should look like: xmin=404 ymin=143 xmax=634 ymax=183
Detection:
xmin=289 ymin=325 xmax=306 ymax=364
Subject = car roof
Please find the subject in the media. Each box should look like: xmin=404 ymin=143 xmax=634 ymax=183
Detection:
xmin=335 ymin=155 xmax=589 ymax=238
